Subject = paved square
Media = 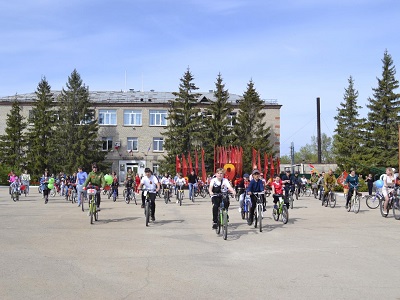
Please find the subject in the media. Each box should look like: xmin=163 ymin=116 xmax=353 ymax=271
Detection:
xmin=1 ymin=187 xmax=399 ymax=300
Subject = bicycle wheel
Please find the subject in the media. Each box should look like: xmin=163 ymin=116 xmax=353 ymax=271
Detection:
xmin=94 ymin=206 xmax=98 ymax=221
xmin=125 ymin=193 xmax=130 ymax=204
xmin=281 ymin=206 xmax=289 ymax=224
xmin=133 ymin=192 xmax=137 ymax=205
xmin=122 ymin=189 xmax=126 ymax=198
xmin=81 ymin=193 xmax=84 ymax=212
xmin=254 ymin=211 xmax=258 ymax=228
xmin=295 ymin=190 xmax=298 ymax=200
xmin=89 ymin=198 xmax=94 ymax=224
xmin=108 ymin=190 xmax=111 ymax=199
xmin=366 ymin=195 xmax=380 ymax=209
xmin=222 ymin=210 xmax=228 ymax=240
xmin=289 ymin=195 xmax=294 ymax=209
xmin=379 ymin=198 xmax=388 ymax=217
xmin=145 ymin=201 xmax=150 ymax=226
xmin=272 ymin=206 xmax=279 ymax=221
xmin=353 ymin=195 xmax=360 ymax=214
xmin=258 ymin=205 xmax=263 ymax=232
xmin=216 ymin=211 xmax=222 ymax=234
xmin=347 ymin=199 xmax=352 ymax=212
xmin=393 ymin=200 xmax=400 ymax=220
xmin=329 ymin=193 xmax=336 ymax=208
xmin=11 ymin=192 xmax=16 ymax=202
xmin=201 ymin=188 xmax=206 ymax=198
xmin=265 ymin=189 xmax=271 ymax=197
xmin=305 ymin=188 xmax=311 ymax=197
xmin=164 ymin=191 xmax=168 ymax=204
xmin=324 ymin=196 xmax=328 ymax=207
xmin=179 ymin=193 xmax=182 ymax=206
xmin=50 ymin=188 xmax=56 ymax=197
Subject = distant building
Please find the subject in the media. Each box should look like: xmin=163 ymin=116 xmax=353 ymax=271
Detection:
xmin=0 ymin=90 xmax=281 ymax=180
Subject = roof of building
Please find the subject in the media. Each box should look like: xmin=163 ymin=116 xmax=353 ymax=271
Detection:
xmin=0 ymin=90 xmax=279 ymax=106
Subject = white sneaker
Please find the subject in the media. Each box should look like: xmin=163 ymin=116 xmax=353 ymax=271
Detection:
xmin=238 ymin=207 xmax=241 ymax=213
xmin=176 ymin=200 xmax=179 ymax=204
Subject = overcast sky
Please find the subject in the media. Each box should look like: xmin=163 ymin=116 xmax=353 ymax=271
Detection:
xmin=1 ymin=0 xmax=399 ymax=156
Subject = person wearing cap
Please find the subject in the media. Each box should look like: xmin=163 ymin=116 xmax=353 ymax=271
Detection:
xmin=281 ymin=169 xmax=295 ymax=206
xmin=209 ymin=168 xmax=236 ymax=229
xmin=246 ymin=169 xmax=265 ymax=225
xmin=138 ymin=167 xmax=161 ymax=221
xmin=322 ymin=169 xmax=337 ymax=205
xmin=344 ymin=168 xmax=358 ymax=209
xmin=316 ymin=172 xmax=325 ymax=200
xmin=293 ymin=171 xmax=302 ymax=198
xmin=238 ymin=173 xmax=251 ymax=214
xmin=83 ymin=163 xmax=106 ymax=210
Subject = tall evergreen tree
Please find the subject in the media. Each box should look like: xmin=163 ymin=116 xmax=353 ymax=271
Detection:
xmin=333 ymin=76 xmax=365 ymax=171
xmin=0 ymin=96 xmax=27 ymax=169
xmin=202 ymin=73 xmax=234 ymax=168
xmin=162 ymin=68 xmax=202 ymax=172
xmin=232 ymin=80 xmax=273 ymax=172
xmin=26 ymin=78 xmax=56 ymax=177
xmin=364 ymin=50 xmax=400 ymax=169
xmin=55 ymin=69 xmax=106 ymax=174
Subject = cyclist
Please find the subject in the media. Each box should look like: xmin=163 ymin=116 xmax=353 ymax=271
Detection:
xmin=76 ymin=166 xmax=88 ymax=207
xmin=160 ymin=173 xmax=170 ymax=195
xmin=322 ymin=169 xmax=337 ymax=205
xmin=188 ymin=169 xmax=198 ymax=201
xmin=293 ymin=171 xmax=302 ymax=196
xmin=209 ymin=168 xmax=235 ymax=229
xmin=381 ymin=167 xmax=395 ymax=212
xmin=83 ymin=163 xmax=106 ymax=210
xmin=344 ymin=168 xmax=359 ymax=209
xmin=281 ymin=169 xmax=295 ymax=204
xmin=310 ymin=172 xmax=319 ymax=196
xmin=238 ymin=173 xmax=250 ymax=213
xmin=246 ymin=169 xmax=265 ymax=225
xmin=124 ymin=174 xmax=135 ymax=200
xmin=8 ymin=171 xmax=18 ymax=195
xmin=175 ymin=173 xmax=186 ymax=203
xmin=20 ymin=169 xmax=31 ymax=195
xmin=317 ymin=172 xmax=325 ymax=200
xmin=111 ymin=171 xmax=119 ymax=198
xmin=139 ymin=168 xmax=161 ymax=221
xmin=41 ymin=169 xmax=51 ymax=204
xmin=271 ymin=175 xmax=284 ymax=208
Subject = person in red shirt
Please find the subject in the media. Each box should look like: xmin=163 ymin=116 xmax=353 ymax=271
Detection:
xmin=271 ymin=175 xmax=284 ymax=209
xmin=135 ymin=174 xmax=140 ymax=193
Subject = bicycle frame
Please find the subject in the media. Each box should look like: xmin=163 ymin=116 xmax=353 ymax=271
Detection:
xmin=253 ymin=192 xmax=265 ymax=232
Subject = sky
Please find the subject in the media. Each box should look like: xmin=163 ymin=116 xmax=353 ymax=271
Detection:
xmin=1 ymin=0 xmax=399 ymax=156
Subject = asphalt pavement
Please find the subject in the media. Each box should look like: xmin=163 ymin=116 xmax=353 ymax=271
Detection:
xmin=1 ymin=187 xmax=399 ymax=300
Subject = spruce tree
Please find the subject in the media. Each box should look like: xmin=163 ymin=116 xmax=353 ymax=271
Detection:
xmin=364 ymin=50 xmax=400 ymax=169
xmin=55 ymin=69 xmax=106 ymax=174
xmin=232 ymin=80 xmax=273 ymax=172
xmin=202 ymin=73 xmax=234 ymax=168
xmin=333 ymin=76 xmax=365 ymax=171
xmin=26 ymin=78 xmax=56 ymax=177
xmin=0 ymin=96 xmax=27 ymax=169
xmin=162 ymin=68 xmax=202 ymax=172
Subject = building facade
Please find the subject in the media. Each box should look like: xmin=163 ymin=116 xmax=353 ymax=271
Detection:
xmin=0 ymin=90 xmax=281 ymax=181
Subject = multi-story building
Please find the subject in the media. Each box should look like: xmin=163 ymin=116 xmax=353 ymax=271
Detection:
xmin=0 ymin=90 xmax=281 ymax=181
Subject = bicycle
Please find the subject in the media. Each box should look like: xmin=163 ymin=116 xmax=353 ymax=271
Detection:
xmin=69 ymin=184 xmax=77 ymax=204
xmin=379 ymin=186 xmax=400 ymax=219
xmin=365 ymin=189 xmax=383 ymax=209
xmin=214 ymin=191 xmax=229 ymax=240
xmin=311 ymin=183 xmax=318 ymax=199
xmin=142 ymin=189 xmax=155 ymax=227
xmin=80 ymin=189 xmax=87 ymax=212
xmin=300 ymin=184 xmax=312 ymax=197
xmin=164 ymin=184 xmax=171 ymax=204
xmin=189 ymin=183 xmax=196 ymax=202
xmin=272 ymin=194 xmax=289 ymax=224
xmin=322 ymin=184 xmax=336 ymax=208
xmin=252 ymin=192 xmax=265 ymax=232
xmin=236 ymin=187 xmax=244 ymax=202
xmin=287 ymin=187 xmax=294 ymax=209
xmin=10 ymin=182 xmax=20 ymax=202
xmin=86 ymin=186 xmax=100 ymax=224
xmin=347 ymin=184 xmax=360 ymax=214
xmin=176 ymin=185 xmax=184 ymax=206
xmin=125 ymin=187 xmax=136 ymax=205
xmin=241 ymin=194 xmax=252 ymax=220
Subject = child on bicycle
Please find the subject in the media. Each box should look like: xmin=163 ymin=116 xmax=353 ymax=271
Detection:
xmin=271 ymin=175 xmax=284 ymax=208
xmin=209 ymin=168 xmax=235 ymax=229
xmin=238 ymin=173 xmax=251 ymax=213
xmin=246 ymin=169 xmax=265 ymax=225
xmin=124 ymin=174 xmax=135 ymax=199
xmin=139 ymin=168 xmax=160 ymax=221
xmin=175 ymin=173 xmax=186 ymax=203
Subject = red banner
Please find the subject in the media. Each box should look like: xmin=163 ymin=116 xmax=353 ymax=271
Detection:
xmin=270 ymin=156 xmax=275 ymax=179
xmin=264 ymin=153 xmax=268 ymax=180
xmin=175 ymin=155 xmax=181 ymax=174
xmin=257 ymin=150 xmax=261 ymax=171
xmin=252 ymin=148 xmax=257 ymax=169
xmin=201 ymin=148 xmax=206 ymax=182
xmin=188 ymin=152 xmax=193 ymax=173
xmin=195 ymin=150 xmax=199 ymax=175
xmin=182 ymin=154 xmax=188 ymax=177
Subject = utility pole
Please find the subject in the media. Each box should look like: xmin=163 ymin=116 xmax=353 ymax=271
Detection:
xmin=290 ymin=142 xmax=295 ymax=173
xmin=317 ymin=97 xmax=322 ymax=163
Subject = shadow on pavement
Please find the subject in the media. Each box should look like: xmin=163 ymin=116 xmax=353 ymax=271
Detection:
xmin=97 ymin=216 xmax=139 ymax=224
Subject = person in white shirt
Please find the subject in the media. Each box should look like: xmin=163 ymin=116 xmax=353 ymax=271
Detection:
xmin=139 ymin=168 xmax=161 ymax=221
xmin=174 ymin=173 xmax=186 ymax=203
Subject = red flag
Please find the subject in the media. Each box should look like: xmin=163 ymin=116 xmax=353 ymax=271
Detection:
xmin=309 ymin=163 xmax=318 ymax=174
xmin=252 ymin=148 xmax=257 ymax=169
xmin=270 ymin=156 xmax=275 ymax=179
xmin=182 ymin=154 xmax=188 ymax=177
xmin=257 ymin=150 xmax=261 ymax=171
xmin=188 ymin=152 xmax=193 ymax=172
xmin=176 ymin=155 xmax=181 ymax=174
xmin=195 ymin=149 xmax=199 ymax=175
xmin=201 ymin=148 xmax=206 ymax=182
xmin=213 ymin=145 xmax=216 ymax=173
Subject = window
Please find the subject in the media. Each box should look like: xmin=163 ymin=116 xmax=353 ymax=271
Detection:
xmin=124 ymin=110 xmax=142 ymax=126
xmin=149 ymin=110 xmax=167 ymax=126
xmin=28 ymin=110 xmax=35 ymax=122
xmin=127 ymin=137 xmax=138 ymax=152
xmin=99 ymin=110 xmax=117 ymax=125
xmin=153 ymin=164 xmax=159 ymax=175
xmin=102 ymin=137 xmax=113 ymax=151
xmin=228 ymin=112 xmax=237 ymax=127
xmin=153 ymin=137 xmax=164 ymax=152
